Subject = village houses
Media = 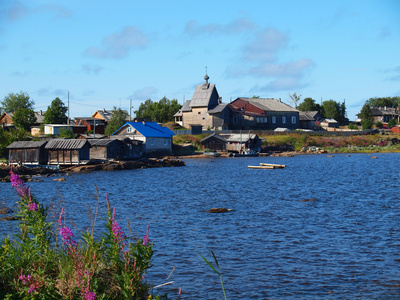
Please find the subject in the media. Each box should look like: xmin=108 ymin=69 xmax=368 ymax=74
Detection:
xmin=174 ymin=73 xmax=300 ymax=131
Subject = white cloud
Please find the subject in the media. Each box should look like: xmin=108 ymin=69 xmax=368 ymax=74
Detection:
xmin=243 ymin=28 xmax=288 ymax=62
xmin=184 ymin=18 xmax=255 ymax=36
xmin=85 ymin=26 xmax=147 ymax=59
xmin=4 ymin=1 xmax=71 ymax=22
xmin=249 ymin=59 xmax=315 ymax=77
xmin=253 ymin=77 xmax=306 ymax=92
xmin=82 ymin=64 xmax=103 ymax=75
xmin=225 ymin=27 xmax=315 ymax=92
xmin=129 ymin=87 xmax=158 ymax=100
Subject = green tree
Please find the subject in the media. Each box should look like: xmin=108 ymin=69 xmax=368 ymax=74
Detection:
xmin=365 ymin=96 xmax=400 ymax=108
xmin=58 ymin=127 xmax=75 ymax=138
xmin=297 ymin=97 xmax=320 ymax=112
xmin=0 ymin=127 xmax=30 ymax=157
xmin=289 ymin=92 xmax=301 ymax=109
xmin=1 ymin=91 xmax=34 ymax=112
xmin=43 ymin=97 xmax=68 ymax=124
xmin=388 ymin=119 xmax=397 ymax=128
xmin=135 ymin=97 xmax=182 ymax=123
xmin=12 ymin=108 xmax=37 ymax=131
xmin=359 ymin=103 xmax=373 ymax=129
xmin=105 ymin=107 xmax=129 ymax=135
xmin=322 ymin=100 xmax=346 ymax=124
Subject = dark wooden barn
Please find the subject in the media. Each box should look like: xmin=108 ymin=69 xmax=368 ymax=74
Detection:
xmin=107 ymin=137 xmax=143 ymax=159
xmin=7 ymin=141 xmax=48 ymax=165
xmin=45 ymin=139 xmax=91 ymax=165
xmin=88 ymin=139 xmax=125 ymax=160
xmin=200 ymin=133 xmax=227 ymax=151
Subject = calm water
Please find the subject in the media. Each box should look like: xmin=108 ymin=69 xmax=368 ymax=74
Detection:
xmin=1 ymin=153 xmax=400 ymax=299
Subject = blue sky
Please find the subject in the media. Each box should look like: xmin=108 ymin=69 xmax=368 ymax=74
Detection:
xmin=1 ymin=0 xmax=399 ymax=121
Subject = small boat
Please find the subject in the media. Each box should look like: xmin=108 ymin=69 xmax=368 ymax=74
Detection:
xmin=234 ymin=150 xmax=259 ymax=157
xmin=260 ymin=163 xmax=286 ymax=168
xmin=204 ymin=151 xmax=221 ymax=157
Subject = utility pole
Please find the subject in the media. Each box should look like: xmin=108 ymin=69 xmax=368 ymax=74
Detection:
xmin=130 ymin=98 xmax=132 ymax=121
xmin=68 ymin=91 xmax=70 ymax=125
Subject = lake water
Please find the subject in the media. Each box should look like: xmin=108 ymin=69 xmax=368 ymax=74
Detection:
xmin=1 ymin=153 xmax=400 ymax=299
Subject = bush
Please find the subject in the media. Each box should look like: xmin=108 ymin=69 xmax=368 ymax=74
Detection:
xmin=0 ymin=168 xmax=170 ymax=299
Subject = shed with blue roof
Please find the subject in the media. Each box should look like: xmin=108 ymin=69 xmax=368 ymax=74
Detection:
xmin=112 ymin=121 xmax=175 ymax=154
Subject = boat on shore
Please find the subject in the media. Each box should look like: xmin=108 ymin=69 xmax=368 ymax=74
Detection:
xmin=233 ymin=150 xmax=259 ymax=157
xmin=204 ymin=151 xmax=221 ymax=157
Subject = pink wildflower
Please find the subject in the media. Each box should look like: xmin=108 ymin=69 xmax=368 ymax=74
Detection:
xmin=28 ymin=285 xmax=37 ymax=293
xmin=84 ymin=290 xmax=96 ymax=300
xmin=112 ymin=220 xmax=125 ymax=243
xmin=143 ymin=225 xmax=150 ymax=246
xmin=29 ymin=202 xmax=38 ymax=211
xmin=110 ymin=207 xmax=125 ymax=244
xmin=59 ymin=226 xmax=76 ymax=247
xmin=19 ymin=274 xmax=32 ymax=284
xmin=9 ymin=169 xmax=29 ymax=197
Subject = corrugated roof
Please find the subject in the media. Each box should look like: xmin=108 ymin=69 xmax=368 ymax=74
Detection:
xmin=45 ymin=139 xmax=89 ymax=149
xmin=7 ymin=141 xmax=47 ymax=149
xmin=200 ymin=133 xmax=227 ymax=143
xmin=190 ymin=84 xmax=217 ymax=107
xmin=88 ymin=139 xmax=122 ymax=146
xmin=237 ymin=98 xmax=298 ymax=112
xmin=208 ymin=103 xmax=229 ymax=114
xmin=299 ymin=111 xmax=316 ymax=121
xmin=225 ymin=134 xmax=258 ymax=142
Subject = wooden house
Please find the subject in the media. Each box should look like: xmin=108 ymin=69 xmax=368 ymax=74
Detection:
xmin=7 ymin=141 xmax=48 ymax=165
xmin=0 ymin=112 xmax=14 ymax=128
xmin=108 ymin=137 xmax=143 ymax=159
xmin=74 ymin=117 xmax=106 ymax=134
xmin=228 ymin=98 xmax=299 ymax=131
xmin=320 ymin=119 xmax=339 ymax=130
xmin=371 ymin=107 xmax=400 ymax=123
xmin=200 ymin=133 xmax=227 ymax=151
xmin=299 ymin=111 xmax=323 ymax=130
xmin=174 ymin=73 xmax=226 ymax=130
xmin=88 ymin=139 xmax=139 ymax=160
xmin=45 ymin=139 xmax=91 ymax=165
xmin=112 ymin=121 xmax=174 ymax=154
xmin=224 ymin=133 xmax=262 ymax=153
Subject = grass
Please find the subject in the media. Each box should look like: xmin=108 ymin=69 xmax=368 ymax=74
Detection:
xmin=172 ymin=132 xmax=400 ymax=154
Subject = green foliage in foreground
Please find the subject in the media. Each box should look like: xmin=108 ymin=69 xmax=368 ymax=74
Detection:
xmin=0 ymin=169 xmax=176 ymax=299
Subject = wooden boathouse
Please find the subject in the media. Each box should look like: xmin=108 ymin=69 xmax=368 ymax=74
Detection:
xmin=7 ymin=141 xmax=48 ymax=165
xmin=45 ymin=139 xmax=91 ymax=165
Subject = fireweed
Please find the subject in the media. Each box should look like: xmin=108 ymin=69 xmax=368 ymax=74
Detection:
xmin=0 ymin=168 xmax=174 ymax=299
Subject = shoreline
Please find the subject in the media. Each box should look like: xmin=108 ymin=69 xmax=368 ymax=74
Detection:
xmin=0 ymin=158 xmax=185 ymax=182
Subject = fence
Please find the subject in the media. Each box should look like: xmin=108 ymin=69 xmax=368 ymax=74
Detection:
xmin=172 ymin=129 xmax=378 ymax=136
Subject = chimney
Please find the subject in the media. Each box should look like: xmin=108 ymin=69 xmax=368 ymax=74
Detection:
xmin=40 ymin=110 xmax=42 ymax=115
xmin=103 ymin=108 xmax=105 ymax=112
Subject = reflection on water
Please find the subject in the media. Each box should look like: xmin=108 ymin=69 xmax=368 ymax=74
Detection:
xmin=1 ymin=153 xmax=400 ymax=298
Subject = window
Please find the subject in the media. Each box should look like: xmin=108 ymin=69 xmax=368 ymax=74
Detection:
xmin=264 ymin=117 xmax=268 ymax=123
xmin=164 ymin=138 xmax=169 ymax=145
xmin=282 ymin=116 xmax=286 ymax=124
xmin=291 ymin=116 xmax=296 ymax=124
xmin=272 ymin=116 xmax=276 ymax=124
xmin=151 ymin=139 xmax=154 ymax=146
xmin=127 ymin=126 xmax=133 ymax=133
xmin=233 ymin=116 xmax=238 ymax=124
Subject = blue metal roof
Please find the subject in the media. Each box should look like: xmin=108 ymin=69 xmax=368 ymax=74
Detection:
xmin=114 ymin=122 xmax=175 ymax=137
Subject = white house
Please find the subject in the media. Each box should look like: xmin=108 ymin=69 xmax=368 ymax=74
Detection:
xmin=112 ymin=121 xmax=175 ymax=154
